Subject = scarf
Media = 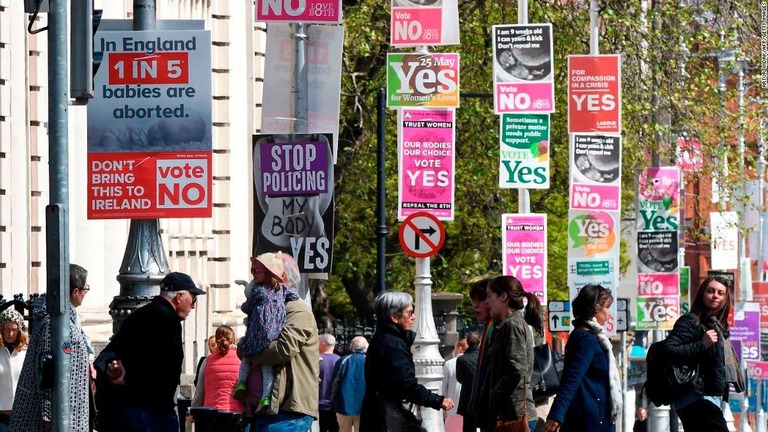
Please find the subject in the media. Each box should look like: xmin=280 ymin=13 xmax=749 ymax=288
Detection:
xmin=467 ymin=320 xmax=494 ymax=413
xmin=584 ymin=318 xmax=622 ymax=423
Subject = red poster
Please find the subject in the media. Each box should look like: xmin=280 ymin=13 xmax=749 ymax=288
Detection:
xmin=754 ymin=282 xmax=768 ymax=330
xmin=88 ymin=152 xmax=212 ymax=219
xmin=567 ymin=55 xmax=621 ymax=134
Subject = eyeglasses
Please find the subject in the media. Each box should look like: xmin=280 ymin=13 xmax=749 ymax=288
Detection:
xmin=80 ymin=284 xmax=90 ymax=292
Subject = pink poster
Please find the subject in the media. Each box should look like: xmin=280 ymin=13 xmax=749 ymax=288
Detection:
xmin=255 ymin=0 xmax=342 ymax=24
xmin=494 ymin=82 xmax=555 ymax=114
xmin=637 ymin=273 xmax=680 ymax=296
xmin=398 ymin=108 xmax=455 ymax=221
xmin=502 ymin=213 xmax=547 ymax=302
xmin=569 ymin=184 xmax=620 ymax=211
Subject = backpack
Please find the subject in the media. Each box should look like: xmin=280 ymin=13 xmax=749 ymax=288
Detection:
xmin=643 ymin=340 xmax=699 ymax=406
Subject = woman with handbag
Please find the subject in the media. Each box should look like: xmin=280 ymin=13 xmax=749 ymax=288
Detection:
xmin=484 ymin=275 xmax=542 ymax=432
xmin=660 ymin=276 xmax=736 ymax=431
xmin=359 ymin=291 xmax=454 ymax=432
xmin=544 ymin=284 xmax=621 ymax=432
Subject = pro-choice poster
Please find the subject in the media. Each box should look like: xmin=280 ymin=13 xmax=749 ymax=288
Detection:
xmin=711 ymin=211 xmax=739 ymax=270
xmin=502 ymin=213 xmax=547 ymax=302
xmin=636 ymin=167 xmax=680 ymax=273
xmin=397 ymin=108 xmax=455 ymax=221
xmin=252 ymin=133 xmax=334 ymax=276
xmin=492 ymin=24 xmax=554 ymax=114
xmin=567 ymin=55 xmax=621 ymax=134
xmin=387 ymin=53 xmax=460 ymax=108
xmin=499 ymin=114 xmax=550 ymax=189
xmin=390 ymin=0 xmax=459 ymax=47
xmin=87 ymin=27 xmax=212 ymax=219
xmin=566 ymin=209 xmax=620 ymax=334
xmin=261 ymin=24 xmax=344 ymax=162
xmin=569 ymin=134 xmax=621 ymax=211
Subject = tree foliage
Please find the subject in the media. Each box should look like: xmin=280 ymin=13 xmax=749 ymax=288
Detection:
xmin=319 ymin=0 xmax=763 ymax=321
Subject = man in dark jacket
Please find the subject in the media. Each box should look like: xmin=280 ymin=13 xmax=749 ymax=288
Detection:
xmin=95 ymin=272 xmax=205 ymax=432
xmin=456 ymin=332 xmax=480 ymax=432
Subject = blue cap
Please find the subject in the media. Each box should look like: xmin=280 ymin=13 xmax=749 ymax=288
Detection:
xmin=160 ymin=272 xmax=206 ymax=295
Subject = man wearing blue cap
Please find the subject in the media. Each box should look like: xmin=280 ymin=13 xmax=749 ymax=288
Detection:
xmin=95 ymin=272 xmax=206 ymax=432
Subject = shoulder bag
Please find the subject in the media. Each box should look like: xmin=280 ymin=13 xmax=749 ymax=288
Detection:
xmin=380 ymin=397 xmax=426 ymax=432
xmin=495 ymin=376 xmax=530 ymax=432
xmin=531 ymin=343 xmax=560 ymax=404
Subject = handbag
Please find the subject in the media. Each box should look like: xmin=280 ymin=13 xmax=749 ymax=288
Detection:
xmin=380 ymin=398 xmax=426 ymax=432
xmin=723 ymin=338 xmax=746 ymax=393
xmin=495 ymin=377 xmax=530 ymax=432
xmin=531 ymin=343 xmax=559 ymax=403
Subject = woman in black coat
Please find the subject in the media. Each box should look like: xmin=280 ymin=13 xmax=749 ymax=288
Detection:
xmin=663 ymin=276 xmax=732 ymax=431
xmin=359 ymin=291 xmax=454 ymax=432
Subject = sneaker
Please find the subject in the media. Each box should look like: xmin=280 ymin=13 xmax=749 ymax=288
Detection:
xmin=232 ymin=381 xmax=246 ymax=401
xmin=258 ymin=396 xmax=271 ymax=408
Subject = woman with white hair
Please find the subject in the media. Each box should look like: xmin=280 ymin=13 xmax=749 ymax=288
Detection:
xmin=359 ymin=291 xmax=454 ymax=432
xmin=0 ymin=308 xmax=28 ymax=431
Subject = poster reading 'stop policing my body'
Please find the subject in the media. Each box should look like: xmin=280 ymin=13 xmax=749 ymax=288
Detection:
xmin=252 ymin=133 xmax=334 ymax=276
xmin=492 ymin=24 xmax=554 ymax=114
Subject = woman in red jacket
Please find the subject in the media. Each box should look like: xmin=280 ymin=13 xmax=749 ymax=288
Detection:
xmin=191 ymin=325 xmax=245 ymax=413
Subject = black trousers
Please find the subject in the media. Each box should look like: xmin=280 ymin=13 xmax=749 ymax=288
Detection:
xmin=676 ymin=399 xmax=729 ymax=432
xmin=319 ymin=410 xmax=339 ymax=432
xmin=461 ymin=414 xmax=476 ymax=432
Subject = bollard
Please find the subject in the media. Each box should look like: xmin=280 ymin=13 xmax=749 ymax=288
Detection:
xmin=648 ymin=402 xmax=671 ymax=432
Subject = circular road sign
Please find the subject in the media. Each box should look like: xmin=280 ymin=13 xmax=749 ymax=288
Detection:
xmin=399 ymin=211 xmax=445 ymax=258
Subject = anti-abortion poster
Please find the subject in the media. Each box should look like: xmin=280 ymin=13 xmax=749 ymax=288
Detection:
xmin=252 ymin=133 xmax=334 ymax=277
xmin=387 ymin=53 xmax=460 ymax=108
xmin=87 ymin=27 xmax=212 ymax=219
xmin=261 ymin=24 xmax=343 ymax=162
xmin=502 ymin=213 xmax=547 ymax=302
xmin=499 ymin=114 xmax=550 ymax=189
xmin=567 ymin=55 xmax=621 ymax=134
xmin=636 ymin=167 xmax=681 ymax=273
xmin=390 ymin=0 xmax=459 ymax=47
xmin=492 ymin=24 xmax=554 ymax=114
xmin=569 ymin=134 xmax=621 ymax=211
xmin=255 ymin=0 xmax=342 ymax=23
xmin=397 ymin=108 xmax=455 ymax=221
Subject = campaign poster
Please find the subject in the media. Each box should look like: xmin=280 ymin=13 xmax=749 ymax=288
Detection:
xmin=569 ymin=134 xmax=622 ymax=211
xmin=492 ymin=24 xmax=554 ymax=114
xmin=252 ymin=133 xmax=334 ymax=277
xmin=711 ymin=211 xmax=739 ymax=270
xmin=566 ymin=210 xmax=618 ymax=259
xmin=499 ymin=114 xmax=550 ymax=189
xmin=731 ymin=302 xmax=761 ymax=361
xmin=676 ymin=136 xmax=704 ymax=171
xmin=637 ymin=273 xmax=680 ymax=297
xmin=397 ymin=108 xmax=455 ymax=221
xmin=636 ymin=296 xmax=680 ymax=330
xmin=753 ymin=282 xmax=768 ymax=330
xmin=261 ymin=25 xmax=343 ymax=162
xmin=567 ymin=55 xmax=621 ymax=133
xmin=255 ymin=0 xmax=342 ymax=23
xmin=636 ymin=167 xmax=681 ymax=273
xmin=87 ymin=28 xmax=212 ymax=219
xmin=501 ymin=213 xmax=547 ymax=302
xmin=387 ymin=53 xmax=460 ymax=108
xmin=680 ymin=266 xmax=691 ymax=314
xmin=390 ymin=0 xmax=459 ymax=46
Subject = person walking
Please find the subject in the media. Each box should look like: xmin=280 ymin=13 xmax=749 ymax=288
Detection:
xmin=661 ymin=276 xmax=736 ymax=431
xmin=319 ymin=333 xmax=341 ymax=432
xmin=10 ymin=264 xmax=92 ymax=432
xmin=466 ymin=279 xmax=494 ymax=432
xmin=0 ymin=309 xmax=28 ymax=432
xmin=455 ymin=331 xmax=479 ymax=432
xmin=442 ymin=338 xmax=466 ymax=432
xmin=331 ymin=336 xmax=368 ymax=432
xmin=359 ymin=291 xmax=454 ymax=432
xmin=94 ymin=271 xmax=206 ymax=432
xmin=544 ymin=284 xmax=622 ymax=432
xmin=484 ymin=275 xmax=542 ymax=432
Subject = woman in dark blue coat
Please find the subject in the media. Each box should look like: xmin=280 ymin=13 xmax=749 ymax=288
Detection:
xmin=544 ymin=285 xmax=622 ymax=432
xmin=359 ymin=291 xmax=454 ymax=432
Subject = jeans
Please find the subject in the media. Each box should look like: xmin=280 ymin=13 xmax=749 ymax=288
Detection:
xmin=676 ymin=399 xmax=728 ymax=432
xmin=251 ymin=411 xmax=314 ymax=432
xmin=112 ymin=405 xmax=179 ymax=432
